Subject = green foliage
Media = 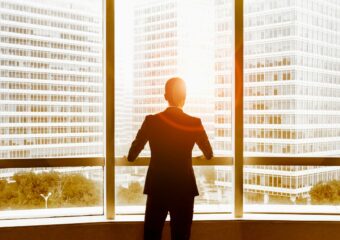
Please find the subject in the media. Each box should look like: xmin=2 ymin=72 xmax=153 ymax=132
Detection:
xmin=0 ymin=171 xmax=101 ymax=210
xmin=0 ymin=179 xmax=6 ymax=191
xmin=310 ymin=180 xmax=340 ymax=205
xmin=117 ymin=181 xmax=144 ymax=205
xmin=60 ymin=174 xmax=101 ymax=206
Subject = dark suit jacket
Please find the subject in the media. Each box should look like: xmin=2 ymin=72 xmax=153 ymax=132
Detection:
xmin=127 ymin=107 xmax=213 ymax=197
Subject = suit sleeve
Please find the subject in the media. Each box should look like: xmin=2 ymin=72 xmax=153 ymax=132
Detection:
xmin=196 ymin=119 xmax=213 ymax=160
xmin=127 ymin=115 xmax=151 ymax=162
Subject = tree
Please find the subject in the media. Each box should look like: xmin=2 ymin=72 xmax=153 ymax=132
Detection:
xmin=60 ymin=173 xmax=101 ymax=206
xmin=0 ymin=179 xmax=6 ymax=192
xmin=310 ymin=180 xmax=340 ymax=205
xmin=0 ymin=179 xmax=19 ymax=209
xmin=0 ymin=171 xmax=101 ymax=210
xmin=13 ymin=171 xmax=60 ymax=208
xmin=117 ymin=181 xmax=144 ymax=205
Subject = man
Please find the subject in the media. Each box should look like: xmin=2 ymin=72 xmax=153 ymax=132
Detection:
xmin=128 ymin=77 xmax=213 ymax=240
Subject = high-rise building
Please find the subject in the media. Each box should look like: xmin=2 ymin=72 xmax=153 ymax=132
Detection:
xmin=244 ymin=0 xmax=340 ymax=157
xmin=0 ymin=0 xmax=103 ymax=158
xmin=213 ymin=0 xmax=233 ymax=156
xmin=216 ymin=0 xmax=340 ymax=203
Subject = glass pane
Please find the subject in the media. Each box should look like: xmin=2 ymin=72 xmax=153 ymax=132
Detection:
xmin=0 ymin=0 xmax=104 ymax=159
xmin=0 ymin=167 xmax=103 ymax=219
xmin=197 ymin=166 xmax=232 ymax=213
xmin=243 ymin=166 xmax=340 ymax=213
xmin=244 ymin=0 xmax=340 ymax=213
xmin=116 ymin=166 xmax=147 ymax=214
xmin=115 ymin=0 xmax=233 ymax=212
xmin=116 ymin=166 xmax=232 ymax=214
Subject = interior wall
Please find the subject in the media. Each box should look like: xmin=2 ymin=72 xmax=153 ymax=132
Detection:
xmin=0 ymin=220 xmax=339 ymax=240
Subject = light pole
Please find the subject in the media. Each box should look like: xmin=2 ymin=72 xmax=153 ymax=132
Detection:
xmin=40 ymin=192 xmax=52 ymax=209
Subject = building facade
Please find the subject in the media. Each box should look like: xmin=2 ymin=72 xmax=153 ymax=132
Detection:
xmin=0 ymin=0 xmax=103 ymax=159
xmin=217 ymin=0 xmax=340 ymax=203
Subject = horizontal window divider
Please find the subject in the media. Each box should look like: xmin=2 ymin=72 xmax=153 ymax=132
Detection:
xmin=244 ymin=157 xmax=340 ymax=166
xmin=0 ymin=157 xmax=105 ymax=168
xmin=115 ymin=156 xmax=233 ymax=166
xmin=3 ymin=156 xmax=339 ymax=168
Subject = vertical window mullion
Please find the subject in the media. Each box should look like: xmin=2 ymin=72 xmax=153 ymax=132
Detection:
xmin=233 ymin=0 xmax=244 ymax=218
xmin=105 ymin=0 xmax=115 ymax=219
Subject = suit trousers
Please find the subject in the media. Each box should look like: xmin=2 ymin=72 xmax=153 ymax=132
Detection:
xmin=144 ymin=194 xmax=195 ymax=240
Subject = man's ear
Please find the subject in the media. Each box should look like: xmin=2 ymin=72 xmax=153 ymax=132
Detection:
xmin=164 ymin=93 xmax=168 ymax=101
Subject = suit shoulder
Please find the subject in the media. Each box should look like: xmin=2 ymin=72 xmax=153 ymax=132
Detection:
xmin=145 ymin=114 xmax=153 ymax=119
xmin=142 ymin=115 xmax=154 ymax=124
xmin=152 ymin=112 xmax=162 ymax=119
xmin=182 ymin=113 xmax=201 ymax=125
xmin=146 ymin=112 xmax=165 ymax=122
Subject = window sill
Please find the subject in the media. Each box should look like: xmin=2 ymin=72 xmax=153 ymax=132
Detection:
xmin=1 ymin=213 xmax=340 ymax=228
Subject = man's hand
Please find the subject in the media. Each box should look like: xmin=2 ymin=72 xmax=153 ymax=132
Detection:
xmin=196 ymin=155 xmax=212 ymax=161
xmin=123 ymin=155 xmax=133 ymax=162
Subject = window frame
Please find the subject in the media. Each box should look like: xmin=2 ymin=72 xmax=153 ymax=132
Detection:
xmin=109 ymin=0 xmax=340 ymax=219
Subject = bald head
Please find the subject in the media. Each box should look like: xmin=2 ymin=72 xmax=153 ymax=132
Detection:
xmin=164 ymin=77 xmax=186 ymax=108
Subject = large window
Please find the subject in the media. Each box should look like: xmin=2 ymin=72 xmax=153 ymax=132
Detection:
xmin=115 ymin=0 xmax=233 ymax=214
xmin=0 ymin=0 xmax=104 ymax=218
xmin=115 ymin=0 xmax=340 ymax=217
xmin=241 ymin=0 xmax=340 ymax=214
xmin=1 ymin=0 xmax=340 ymax=221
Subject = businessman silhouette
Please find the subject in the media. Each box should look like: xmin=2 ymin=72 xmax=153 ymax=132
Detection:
xmin=128 ymin=77 xmax=213 ymax=240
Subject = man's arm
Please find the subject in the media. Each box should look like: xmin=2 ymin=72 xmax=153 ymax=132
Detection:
xmin=127 ymin=115 xmax=151 ymax=162
xmin=196 ymin=119 xmax=213 ymax=160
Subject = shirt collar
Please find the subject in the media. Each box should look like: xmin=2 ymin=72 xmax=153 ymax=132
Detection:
xmin=165 ymin=106 xmax=183 ymax=112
